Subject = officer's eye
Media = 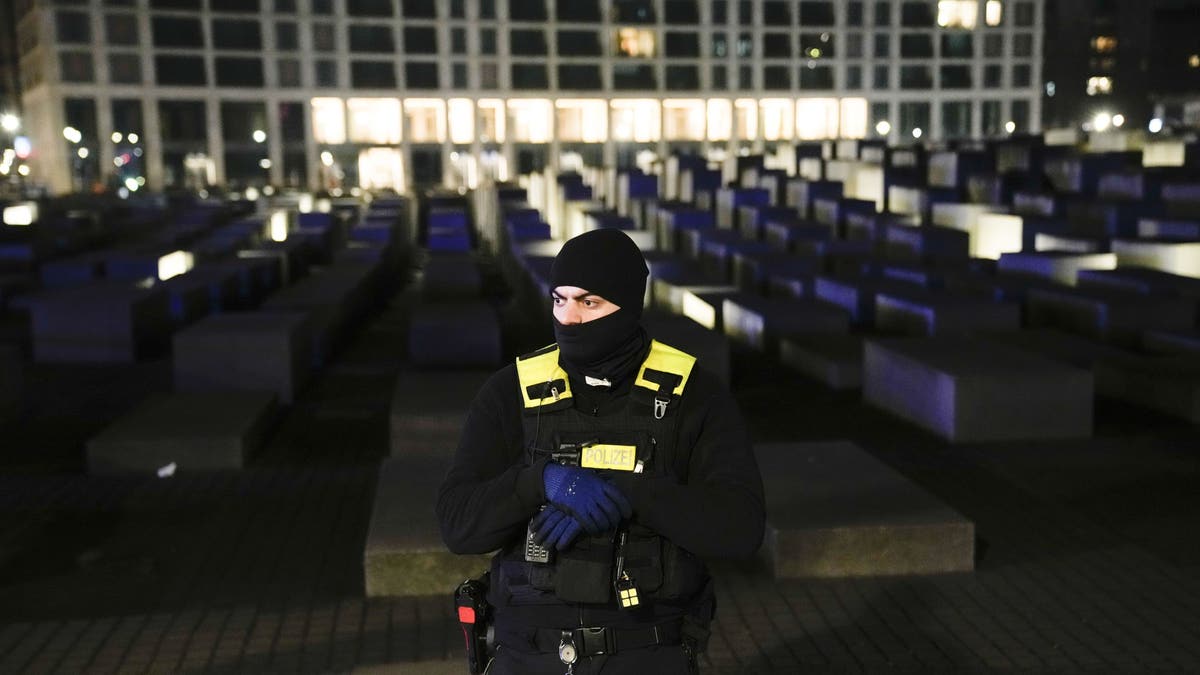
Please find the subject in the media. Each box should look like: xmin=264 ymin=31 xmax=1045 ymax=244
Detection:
xmin=551 ymin=295 xmax=564 ymax=306
xmin=583 ymin=299 xmax=595 ymax=307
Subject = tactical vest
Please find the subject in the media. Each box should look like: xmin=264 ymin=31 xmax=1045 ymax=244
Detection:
xmin=492 ymin=340 xmax=709 ymax=612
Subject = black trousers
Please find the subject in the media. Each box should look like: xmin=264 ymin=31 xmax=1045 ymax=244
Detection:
xmin=485 ymin=643 xmax=696 ymax=675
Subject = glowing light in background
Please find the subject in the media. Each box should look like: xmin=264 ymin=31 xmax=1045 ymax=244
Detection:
xmin=157 ymin=250 xmax=195 ymax=281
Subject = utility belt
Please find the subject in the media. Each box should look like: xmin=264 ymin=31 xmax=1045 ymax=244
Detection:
xmin=533 ymin=620 xmax=683 ymax=661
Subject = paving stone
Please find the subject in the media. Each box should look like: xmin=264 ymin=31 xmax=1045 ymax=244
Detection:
xmin=756 ymin=441 xmax=974 ymax=578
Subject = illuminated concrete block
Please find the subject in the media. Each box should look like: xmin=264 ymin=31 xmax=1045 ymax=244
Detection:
xmin=698 ymin=234 xmax=770 ymax=281
xmin=29 ymin=281 xmax=172 ymax=363
xmin=864 ymin=337 xmax=1093 ymax=442
xmin=205 ymin=257 xmax=282 ymax=308
xmin=997 ymin=251 xmax=1117 ymax=286
xmin=656 ymin=207 xmax=714 ymax=253
xmin=1137 ymin=218 xmax=1200 ymax=241
xmin=679 ymin=289 xmax=741 ymax=331
xmin=1025 ymin=286 xmax=1194 ymax=346
xmin=407 ymin=301 xmax=502 ymax=368
xmin=737 ymin=205 xmax=797 ymax=241
xmin=763 ymin=220 xmax=831 ymax=253
xmin=814 ymin=276 xmax=914 ymax=327
xmin=1033 ymin=233 xmax=1108 ymax=253
xmin=643 ymin=311 xmax=731 ymax=384
xmin=722 ymin=294 xmax=849 ymax=351
xmin=785 ymin=179 xmax=843 ymax=220
xmin=364 ymin=457 xmax=490 ymax=597
xmin=174 ymin=311 xmax=312 ymax=404
xmin=652 ymin=274 xmax=736 ymax=316
xmin=927 ymin=150 xmax=991 ymax=189
xmin=779 ymin=334 xmax=863 ymax=390
xmin=875 ymin=290 xmax=1020 ymax=337
xmin=883 ymin=224 xmax=969 ymax=262
xmin=757 ymin=441 xmax=974 ymax=578
xmin=716 ymin=187 xmax=770 ymax=232
xmin=87 ymin=391 xmax=277 ymax=473
xmin=1112 ymin=239 xmax=1200 ymax=279
xmin=731 ymin=250 xmax=819 ymax=294
xmin=967 ymin=213 xmax=1024 ymax=259
xmin=390 ymin=368 xmax=493 ymax=456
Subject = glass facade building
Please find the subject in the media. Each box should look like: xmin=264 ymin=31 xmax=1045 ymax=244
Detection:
xmin=15 ymin=0 xmax=1043 ymax=194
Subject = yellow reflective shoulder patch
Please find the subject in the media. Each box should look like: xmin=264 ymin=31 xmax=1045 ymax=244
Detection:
xmin=580 ymin=444 xmax=638 ymax=472
xmin=634 ymin=340 xmax=697 ymax=397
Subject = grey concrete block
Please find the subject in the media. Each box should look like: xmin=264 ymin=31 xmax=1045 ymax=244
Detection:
xmin=421 ymin=254 xmax=482 ymax=299
xmin=29 ymin=281 xmax=172 ymax=363
xmin=643 ymin=311 xmax=731 ymax=384
xmin=1095 ymin=355 xmax=1200 ymax=423
xmin=0 ymin=343 xmax=22 ymax=424
xmin=864 ymin=337 xmax=1093 ymax=442
xmin=1025 ymin=286 xmax=1195 ymax=346
xmin=722 ymin=294 xmax=848 ymax=351
xmin=390 ymin=369 xmax=495 ymax=456
xmin=173 ymin=311 xmax=312 ymax=404
xmin=779 ymin=334 xmax=863 ymax=390
xmin=407 ymin=302 xmax=502 ymax=368
xmin=875 ymin=290 xmax=1021 ymax=337
xmin=997 ymin=251 xmax=1117 ymax=286
xmin=757 ymin=441 xmax=974 ymax=578
xmin=364 ymin=458 xmax=491 ymax=597
xmin=1142 ymin=328 xmax=1200 ymax=356
xmin=87 ymin=391 xmax=277 ymax=474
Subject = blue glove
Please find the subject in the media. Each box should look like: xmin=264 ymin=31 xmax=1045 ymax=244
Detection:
xmin=531 ymin=506 xmax=584 ymax=551
xmin=543 ymin=463 xmax=632 ymax=535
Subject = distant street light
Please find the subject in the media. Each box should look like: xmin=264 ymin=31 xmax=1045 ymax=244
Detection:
xmin=62 ymin=126 xmax=82 ymax=143
xmin=0 ymin=114 xmax=18 ymax=133
xmin=252 ymin=129 xmax=267 ymax=143
xmin=1148 ymin=118 xmax=1164 ymax=133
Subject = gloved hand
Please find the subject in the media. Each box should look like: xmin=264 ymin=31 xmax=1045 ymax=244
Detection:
xmin=530 ymin=505 xmax=584 ymax=551
xmin=543 ymin=463 xmax=632 ymax=534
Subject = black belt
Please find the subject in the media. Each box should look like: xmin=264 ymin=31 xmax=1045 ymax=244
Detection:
xmin=533 ymin=620 xmax=682 ymax=658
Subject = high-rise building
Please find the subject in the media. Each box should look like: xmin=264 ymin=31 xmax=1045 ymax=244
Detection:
xmin=15 ymin=0 xmax=1044 ymax=195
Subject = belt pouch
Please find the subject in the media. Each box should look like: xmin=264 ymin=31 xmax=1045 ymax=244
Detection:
xmin=554 ymin=534 xmax=614 ymax=604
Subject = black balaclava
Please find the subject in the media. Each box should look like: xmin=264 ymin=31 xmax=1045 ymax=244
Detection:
xmin=550 ymin=228 xmax=649 ymax=382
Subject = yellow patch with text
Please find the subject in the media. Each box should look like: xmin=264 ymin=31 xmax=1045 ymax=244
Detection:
xmin=580 ymin=444 xmax=638 ymax=472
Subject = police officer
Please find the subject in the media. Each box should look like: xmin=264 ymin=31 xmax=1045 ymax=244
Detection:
xmin=437 ymin=228 xmax=765 ymax=674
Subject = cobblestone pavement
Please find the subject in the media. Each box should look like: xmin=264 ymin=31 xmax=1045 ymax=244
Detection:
xmin=2 ymin=287 xmax=1199 ymax=674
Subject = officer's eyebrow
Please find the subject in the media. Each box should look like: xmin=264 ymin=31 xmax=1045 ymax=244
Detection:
xmin=551 ymin=289 xmax=605 ymax=301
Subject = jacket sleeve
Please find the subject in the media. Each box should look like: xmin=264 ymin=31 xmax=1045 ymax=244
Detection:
xmin=612 ymin=371 xmax=765 ymax=559
xmin=435 ymin=366 xmax=548 ymax=555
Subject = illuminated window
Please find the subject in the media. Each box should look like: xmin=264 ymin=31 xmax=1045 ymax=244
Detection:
xmin=734 ymin=99 xmax=758 ymax=141
xmin=985 ymin=0 xmax=1002 ymax=26
xmin=706 ymin=99 xmax=732 ymax=141
xmin=1190 ymin=54 xmax=1200 ymax=68
xmin=615 ymin=28 xmax=655 ymax=57
xmin=358 ymin=147 xmax=404 ymax=191
xmin=507 ymin=99 xmax=553 ymax=143
xmin=1086 ymin=76 xmax=1112 ymax=96
xmin=937 ymin=1 xmax=978 ymax=28
xmin=1092 ymin=36 xmax=1117 ymax=53
xmin=760 ymin=99 xmax=794 ymax=141
xmin=796 ymin=98 xmax=839 ymax=140
xmin=662 ymin=99 xmax=706 ymax=141
xmin=478 ymin=99 xmax=505 ymax=143
xmin=311 ymin=97 xmax=346 ymax=144
xmin=840 ymin=98 xmax=869 ymax=139
xmin=610 ymin=99 xmax=661 ymax=142
xmin=556 ymin=99 xmax=608 ymax=143
xmin=347 ymin=97 xmax=401 ymax=144
xmin=404 ymin=99 xmax=446 ymax=143
xmin=448 ymin=98 xmax=474 ymax=145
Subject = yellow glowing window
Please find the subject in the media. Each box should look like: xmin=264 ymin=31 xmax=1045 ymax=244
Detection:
xmin=615 ymin=28 xmax=655 ymax=57
xmin=734 ymin=99 xmax=758 ymax=141
xmin=508 ymin=99 xmax=553 ymax=143
xmin=760 ymin=99 xmax=795 ymax=141
xmin=311 ymin=97 xmax=346 ymax=144
xmin=478 ymin=99 xmax=506 ymax=143
xmin=556 ymin=99 xmax=608 ymax=143
xmin=1188 ymin=54 xmax=1199 ymax=68
xmin=937 ymin=1 xmax=978 ymax=29
xmin=706 ymin=99 xmax=732 ymax=141
xmin=796 ymin=98 xmax=840 ymax=140
xmin=404 ymin=98 xmax=446 ymax=143
xmin=1086 ymin=76 xmax=1112 ymax=96
xmin=1092 ymin=36 xmax=1117 ymax=53
xmin=662 ymin=99 xmax=706 ymax=141
xmin=347 ymin=98 xmax=401 ymax=144
xmin=840 ymin=98 xmax=868 ymax=139
xmin=985 ymin=0 xmax=1003 ymax=26
xmin=358 ymin=147 xmax=405 ymax=191
xmin=448 ymin=98 xmax=475 ymax=145
xmin=610 ymin=99 xmax=661 ymax=142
